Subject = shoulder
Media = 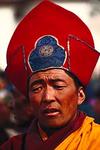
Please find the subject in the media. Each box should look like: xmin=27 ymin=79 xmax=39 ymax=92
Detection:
xmin=91 ymin=120 xmax=100 ymax=136
xmin=88 ymin=118 xmax=100 ymax=149
xmin=0 ymin=133 xmax=26 ymax=150
xmin=83 ymin=116 xmax=100 ymax=140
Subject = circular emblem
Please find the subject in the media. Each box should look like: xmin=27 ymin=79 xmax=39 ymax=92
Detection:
xmin=39 ymin=45 xmax=54 ymax=57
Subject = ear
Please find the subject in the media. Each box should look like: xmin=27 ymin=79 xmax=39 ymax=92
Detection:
xmin=77 ymin=87 xmax=85 ymax=105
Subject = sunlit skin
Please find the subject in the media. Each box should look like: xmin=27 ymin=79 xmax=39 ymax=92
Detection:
xmin=28 ymin=69 xmax=85 ymax=130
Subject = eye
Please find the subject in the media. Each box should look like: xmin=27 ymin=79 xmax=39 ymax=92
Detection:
xmin=53 ymin=85 xmax=66 ymax=90
xmin=31 ymin=86 xmax=43 ymax=93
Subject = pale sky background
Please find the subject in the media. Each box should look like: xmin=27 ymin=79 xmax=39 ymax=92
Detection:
xmin=0 ymin=1 xmax=100 ymax=77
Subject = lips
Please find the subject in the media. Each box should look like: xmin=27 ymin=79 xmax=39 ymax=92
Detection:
xmin=42 ymin=108 xmax=60 ymax=117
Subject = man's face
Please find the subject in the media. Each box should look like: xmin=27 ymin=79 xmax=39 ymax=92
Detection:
xmin=29 ymin=69 xmax=84 ymax=128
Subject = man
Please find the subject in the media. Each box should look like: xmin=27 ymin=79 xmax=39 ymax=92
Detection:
xmin=1 ymin=0 xmax=100 ymax=149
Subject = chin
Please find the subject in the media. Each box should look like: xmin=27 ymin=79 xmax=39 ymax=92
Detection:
xmin=40 ymin=118 xmax=68 ymax=129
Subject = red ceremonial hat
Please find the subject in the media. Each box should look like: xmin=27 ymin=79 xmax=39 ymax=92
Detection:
xmin=5 ymin=0 xmax=100 ymax=96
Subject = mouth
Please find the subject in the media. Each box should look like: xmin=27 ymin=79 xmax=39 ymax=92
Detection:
xmin=42 ymin=108 xmax=60 ymax=117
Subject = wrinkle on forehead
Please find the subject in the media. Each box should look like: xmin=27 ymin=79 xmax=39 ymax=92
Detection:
xmin=29 ymin=69 xmax=75 ymax=87
xmin=30 ymin=69 xmax=67 ymax=81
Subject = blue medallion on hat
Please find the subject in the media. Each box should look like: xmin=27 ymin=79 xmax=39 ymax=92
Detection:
xmin=29 ymin=35 xmax=66 ymax=72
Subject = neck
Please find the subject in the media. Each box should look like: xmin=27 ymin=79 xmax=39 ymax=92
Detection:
xmin=38 ymin=112 xmax=77 ymax=139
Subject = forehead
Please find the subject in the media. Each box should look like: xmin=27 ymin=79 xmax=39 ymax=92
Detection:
xmin=29 ymin=69 xmax=73 ymax=83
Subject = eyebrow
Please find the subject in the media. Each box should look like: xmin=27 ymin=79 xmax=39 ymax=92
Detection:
xmin=30 ymin=79 xmax=44 ymax=87
xmin=49 ymin=79 xmax=66 ymax=83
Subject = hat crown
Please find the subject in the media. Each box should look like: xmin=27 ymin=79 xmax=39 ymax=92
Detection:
xmin=5 ymin=0 xmax=100 ymax=95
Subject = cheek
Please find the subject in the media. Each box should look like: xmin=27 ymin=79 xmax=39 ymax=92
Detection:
xmin=29 ymin=94 xmax=39 ymax=104
xmin=58 ymin=90 xmax=78 ymax=110
xmin=29 ymin=93 xmax=42 ymax=113
xmin=61 ymin=97 xmax=78 ymax=121
xmin=58 ymin=88 xmax=78 ymax=101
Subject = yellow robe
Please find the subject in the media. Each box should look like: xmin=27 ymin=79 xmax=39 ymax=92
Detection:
xmin=55 ymin=116 xmax=100 ymax=150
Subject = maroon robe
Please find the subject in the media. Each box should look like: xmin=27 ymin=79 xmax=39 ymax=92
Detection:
xmin=0 ymin=111 xmax=85 ymax=150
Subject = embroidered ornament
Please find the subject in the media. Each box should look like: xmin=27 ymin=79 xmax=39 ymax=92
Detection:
xmin=29 ymin=35 xmax=66 ymax=72
xmin=39 ymin=45 xmax=54 ymax=57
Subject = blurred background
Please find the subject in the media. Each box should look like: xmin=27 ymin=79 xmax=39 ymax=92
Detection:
xmin=0 ymin=0 xmax=100 ymax=145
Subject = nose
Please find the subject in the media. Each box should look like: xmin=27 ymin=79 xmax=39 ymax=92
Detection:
xmin=42 ymin=85 xmax=55 ymax=103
